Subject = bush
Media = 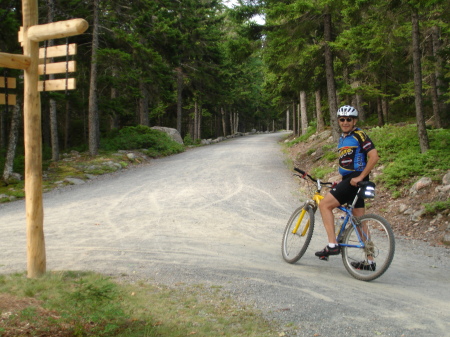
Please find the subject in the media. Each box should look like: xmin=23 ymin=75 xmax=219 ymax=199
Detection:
xmin=101 ymin=126 xmax=184 ymax=157
xmin=369 ymin=125 xmax=450 ymax=190
xmin=424 ymin=199 xmax=450 ymax=215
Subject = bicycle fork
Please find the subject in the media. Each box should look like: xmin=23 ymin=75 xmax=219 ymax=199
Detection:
xmin=292 ymin=207 xmax=310 ymax=236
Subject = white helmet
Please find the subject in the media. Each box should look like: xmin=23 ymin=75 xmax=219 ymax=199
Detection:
xmin=337 ymin=105 xmax=358 ymax=117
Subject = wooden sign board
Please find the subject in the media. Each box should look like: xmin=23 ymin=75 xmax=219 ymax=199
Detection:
xmin=0 ymin=77 xmax=17 ymax=89
xmin=38 ymin=78 xmax=75 ymax=91
xmin=38 ymin=60 xmax=76 ymax=75
xmin=0 ymin=94 xmax=17 ymax=105
xmin=39 ymin=43 xmax=77 ymax=59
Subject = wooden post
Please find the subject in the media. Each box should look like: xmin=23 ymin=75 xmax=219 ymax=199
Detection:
xmin=0 ymin=0 xmax=87 ymax=278
xmin=22 ymin=0 xmax=46 ymax=278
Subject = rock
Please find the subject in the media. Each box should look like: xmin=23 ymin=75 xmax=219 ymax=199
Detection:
xmin=410 ymin=208 xmax=425 ymax=222
xmin=399 ymin=203 xmax=408 ymax=213
xmin=403 ymin=208 xmax=414 ymax=215
xmin=151 ymin=126 xmax=184 ymax=144
xmin=127 ymin=153 xmax=136 ymax=161
xmin=410 ymin=177 xmax=432 ymax=194
xmin=430 ymin=214 xmax=443 ymax=225
xmin=201 ymin=139 xmax=211 ymax=145
xmin=65 ymin=177 xmax=85 ymax=185
xmin=435 ymin=184 xmax=450 ymax=195
xmin=442 ymin=233 xmax=450 ymax=245
xmin=442 ymin=171 xmax=450 ymax=185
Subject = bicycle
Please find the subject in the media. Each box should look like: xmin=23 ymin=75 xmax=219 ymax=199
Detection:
xmin=281 ymin=168 xmax=395 ymax=281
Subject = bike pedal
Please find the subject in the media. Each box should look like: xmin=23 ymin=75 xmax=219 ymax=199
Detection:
xmin=318 ymin=256 xmax=329 ymax=261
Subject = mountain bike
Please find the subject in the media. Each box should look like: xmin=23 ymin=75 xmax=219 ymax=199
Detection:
xmin=281 ymin=168 xmax=395 ymax=281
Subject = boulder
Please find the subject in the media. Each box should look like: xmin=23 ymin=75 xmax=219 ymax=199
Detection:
xmin=410 ymin=177 xmax=432 ymax=195
xmin=151 ymin=126 xmax=184 ymax=145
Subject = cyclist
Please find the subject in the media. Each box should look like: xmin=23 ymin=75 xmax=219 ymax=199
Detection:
xmin=315 ymin=105 xmax=379 ymax=270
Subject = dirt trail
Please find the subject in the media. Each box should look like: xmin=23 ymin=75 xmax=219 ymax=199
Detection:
xmin=1 ymin=133 xmax=449 ymax=336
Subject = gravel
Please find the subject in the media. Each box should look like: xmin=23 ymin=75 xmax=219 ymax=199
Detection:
xmin=1 ymin=132 xmax=449 ymax=337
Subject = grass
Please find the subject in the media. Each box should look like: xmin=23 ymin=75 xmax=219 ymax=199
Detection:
xmin=0 ymin=272 xmax=278 ymax=337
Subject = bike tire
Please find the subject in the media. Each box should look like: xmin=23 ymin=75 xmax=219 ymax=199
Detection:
xmin=341 ymin=214 xmax=395 ymax=281
xmin=281 ymin=205 xmax=315 ymax=264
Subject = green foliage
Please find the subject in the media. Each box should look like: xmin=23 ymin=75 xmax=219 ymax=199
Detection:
xmin=369 ymin=125 xmax=450 ymax=190
xmin=101 ymin=126 xmax=184 ymax=157
xmin=0 ymin=271 xmax=277 ymax=336
xmin=183 ymin=133 xmax=201 ymax=146
xmin=285 ymin=126 xmax=317 ymax=147
xmin=423 ymin=199 xmax=450 ymax=215
xmin=310 ymin=167 xmax=334 ymax=179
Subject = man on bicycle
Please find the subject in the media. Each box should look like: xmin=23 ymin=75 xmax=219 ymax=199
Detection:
xmin=315 ymin=105 xmax=379 ymax=270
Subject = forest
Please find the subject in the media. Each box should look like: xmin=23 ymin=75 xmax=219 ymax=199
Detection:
xmin=0 ymin=0 xmax=449 ymax=181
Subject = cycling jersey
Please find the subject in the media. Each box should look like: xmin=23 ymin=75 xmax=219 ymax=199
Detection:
xmin=338 ymin=128 xmax=375 ymax=176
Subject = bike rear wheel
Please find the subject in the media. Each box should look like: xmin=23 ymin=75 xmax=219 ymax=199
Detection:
xmin=341 ymin=214 xmax=395 ymax=281
xmin=281 ymin=205 xmax=315 ymax=263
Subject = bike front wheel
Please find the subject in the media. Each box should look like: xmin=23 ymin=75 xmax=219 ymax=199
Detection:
xmin=281 ymin=205 xmax=315 ymax=264
xmin=341 ymin=214 xmax=395 ymax=281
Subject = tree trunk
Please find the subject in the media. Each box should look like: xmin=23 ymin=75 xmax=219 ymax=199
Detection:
xmin=300 ymin=91 xmax=308 ymax=135
xmin=411 ymin=9 xmax=429 ymax=153
xmin=139 ymin=79 xmax=149 ymax=126
xmin=286 ymin=107 xmax=289 ymax=131
xmin=430 ymin=26 xmax=443 ymax=128
xmin=64 ymin=100 xmax=69 ymax=149
xmin=355 ymin=90 xmax=365 ymax=122
xmin=109 ymin=69 xmax=119 ymax=130
xmin=377 ymin=96 xmax=384 ymax=127
xmin=0 ymin=76 xmax=6 ymax=148
xmin=292 ymin=101 xmax=296 ymax=136
xmin=323 ymin=12 xmax=339 ymax=141
xmin=197 ymin=103 xmax=202 ymax=140
xmin=49 ymin=98 xmax=59 ymax=161
xmin=194 ymin=100 xmax=198 ymax=140
xmin=221 ymin=107 xmax=226 ymax=136
xmin=176 ymin=67 xmax=183 ymax=134
xmin=315 ymin=90 xmax=324 ymax=132
xmin=3 ymin=101 xmax=21 ymax=183
xmin=88 ymin=0 xmax=100 ymax=156
xmin=381 ymin=97 xmax=388 ymax=124
xmin=46 ymin=0 xmax=59 ymax=161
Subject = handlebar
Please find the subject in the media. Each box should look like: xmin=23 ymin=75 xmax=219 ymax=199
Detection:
xmin=294 ymin=168 xmax=375 ymax=189
xmin=294 ymin=168 xmax=333 ymax=186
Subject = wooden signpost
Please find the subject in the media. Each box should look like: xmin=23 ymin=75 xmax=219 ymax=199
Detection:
xmin=0 ymin=77 xmax=17 ymax=105
xmin=0 ymin=0 xmax=88 ymax=278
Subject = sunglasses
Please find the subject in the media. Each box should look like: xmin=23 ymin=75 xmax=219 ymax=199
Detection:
xmin=339 ymin=117 xmax=354 ymax=122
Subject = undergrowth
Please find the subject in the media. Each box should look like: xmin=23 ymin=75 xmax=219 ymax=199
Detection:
xmin=0 ymin=272 xmax=277 ymax=337
xmin=369 ymin=125 xmax=450 ymax=190
xmin=102 ymin=125 xmax=185 ymax=157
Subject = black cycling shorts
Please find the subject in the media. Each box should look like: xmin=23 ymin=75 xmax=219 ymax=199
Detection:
xmin=330 ymin=172 xmax=368 ymax=208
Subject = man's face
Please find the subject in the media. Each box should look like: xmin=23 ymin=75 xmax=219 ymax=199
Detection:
xmin=338 ymin=116 xmax=357 ymax=133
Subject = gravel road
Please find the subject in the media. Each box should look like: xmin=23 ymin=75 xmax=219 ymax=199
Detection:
xmin=1 ymin=132 xmax=449 ymax=337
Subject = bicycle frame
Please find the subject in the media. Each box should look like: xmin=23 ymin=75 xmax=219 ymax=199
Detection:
xmin=284 ymin=168 xmax=395 ymax=281
xmin=292 ymin=175 xmax=368 ymax=250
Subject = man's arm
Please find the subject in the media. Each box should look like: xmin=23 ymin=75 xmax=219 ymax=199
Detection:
xmin=350 ymin=149 xmax=379 ymax=186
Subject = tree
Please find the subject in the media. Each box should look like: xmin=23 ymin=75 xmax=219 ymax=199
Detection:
xmin=411 ymin=5 xmax=429 ymax=152
xmin=88 ymin=0 xmax=100 ymax=155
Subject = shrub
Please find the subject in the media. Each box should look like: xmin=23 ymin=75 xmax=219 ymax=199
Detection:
xmin=101 ymin=126 xmax=184 ymax=157
xmin=370 ymin=125 xmax=450 ymax=190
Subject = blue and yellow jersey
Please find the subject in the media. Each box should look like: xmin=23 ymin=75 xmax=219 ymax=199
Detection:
xmin=338 ymin=128 xmax=375 ymax=176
